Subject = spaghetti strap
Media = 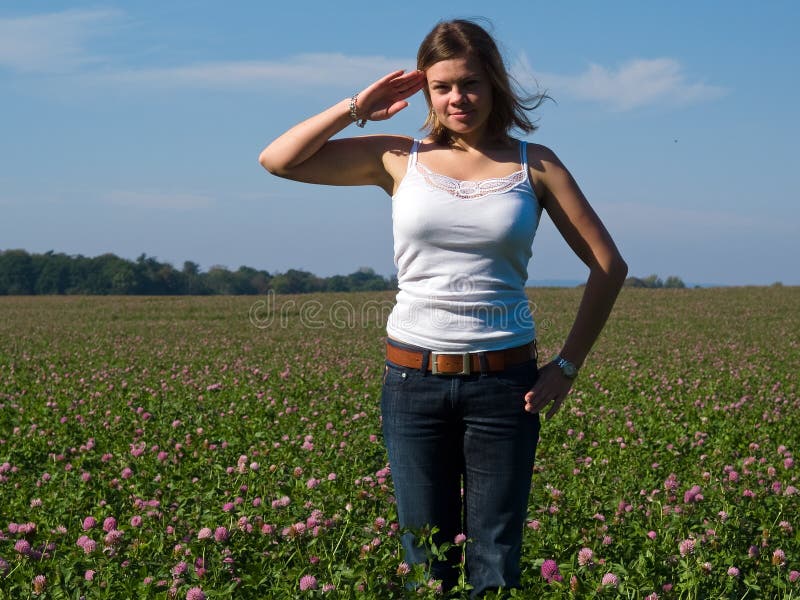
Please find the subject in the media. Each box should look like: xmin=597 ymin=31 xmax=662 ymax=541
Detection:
xmin=519 ymin=140 xmax=528 ymax=171
xmin=407 ymin=139 xmax=420 ymax=168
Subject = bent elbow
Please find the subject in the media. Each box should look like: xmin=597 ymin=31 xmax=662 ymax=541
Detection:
xmin=594 ymin=251 xmax=627 ymax=283
xmin=258 ymin=149 xmax=281 ymax=176
xmin=610 ymin=255 xmax=628 ymax=283
xmin=259 ymin=144 xmax=296 ymax=177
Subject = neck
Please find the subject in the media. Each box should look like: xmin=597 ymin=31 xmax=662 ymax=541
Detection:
xmin=446 ymin=129 xmax=511 ymax=153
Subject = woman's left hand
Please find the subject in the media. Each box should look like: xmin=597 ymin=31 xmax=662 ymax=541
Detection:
xmin=523 ymin=362 xmax=574 ymax=419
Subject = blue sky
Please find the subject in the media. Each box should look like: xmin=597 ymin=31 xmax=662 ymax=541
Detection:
xmin=1 ymin=1 xmax=798 ymax=286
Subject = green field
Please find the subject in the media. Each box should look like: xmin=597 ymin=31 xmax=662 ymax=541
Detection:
xmin=1 ymin=287 xmax=798 ymax=599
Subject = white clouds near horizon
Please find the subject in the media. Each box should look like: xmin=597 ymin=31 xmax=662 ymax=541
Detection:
xmin=98 ymin=53 xmax=415 ymax=90
xmin=515 ymin=54 xmax=726 ymax=111
xmin=0 ymin=9 xmax=120 ymax=73
xmin=44 ymin=51 xmax=730 ymax=112
xmin=2 ymin=9 xmax=725 ymax=111
xmin=0 ymin=9 xmax=410 ymax=89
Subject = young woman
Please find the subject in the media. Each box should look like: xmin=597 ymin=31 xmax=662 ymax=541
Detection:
xmin=260 ymin=19 xmax=627 ymax=597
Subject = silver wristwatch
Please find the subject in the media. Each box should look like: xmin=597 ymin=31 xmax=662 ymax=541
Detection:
xmin=553 ymin=355 xmax=579 ymax=379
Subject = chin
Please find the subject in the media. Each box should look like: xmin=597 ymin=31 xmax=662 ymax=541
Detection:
xmin=444 ymin=118 xmax=475 ymax=130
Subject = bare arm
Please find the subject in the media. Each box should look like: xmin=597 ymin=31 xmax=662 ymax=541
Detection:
xmin=525 ymin=146 xmax=628 ymax=418
xmin=258 ymin=69 xmax=425 ymax=191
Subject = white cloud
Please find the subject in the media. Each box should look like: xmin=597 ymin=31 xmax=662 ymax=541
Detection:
xmin=1 ymin=9 xmax=720 ymax=109
xmin=106 ymin=190 xmax=214 ymax=210
xmin=0 ymin=9 xmax=121 ymax=73
xmin=515 ymin=54 xmax=726 ymax=111
xmin=0 ymin=10 xmax=411 ymax=92
xmin=97 ymin=53 xmax=414 ymax=90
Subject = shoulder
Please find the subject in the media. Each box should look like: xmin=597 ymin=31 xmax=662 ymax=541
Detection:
xmin=375 ymin=135 xmax=416 ymax=179
xmin=326 ymin=134 xmax=415 ymax=194
xmin=331 ymin=133 xmax=414 ymax=155
xmin=350 ymin=134 xmax=413 ymax=163
xmin=523 ymin=143 xmax=575 ymax=206
xmin=332 ymin=134 xmax=415 ymax=188
xmin=524 ymin=143 xmax=563 ymax=169
xmin=368 ymin=133 xmax=414 ymax=150
xmin=524 ymin=143 xmax=572 ymax=181
xmin=363 ymin=134 xmax=415 ymax=153
xmin=386 ymin=135 xmax=417 ymax=156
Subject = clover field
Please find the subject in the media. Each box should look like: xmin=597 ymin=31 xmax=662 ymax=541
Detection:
xmin=1 ymin=287 xmax=798 ymax=599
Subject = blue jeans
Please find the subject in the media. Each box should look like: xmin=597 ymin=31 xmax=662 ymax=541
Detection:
xmin=381 ymin=350 xmax=540 ymax=598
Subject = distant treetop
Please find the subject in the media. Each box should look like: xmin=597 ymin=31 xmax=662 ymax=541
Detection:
xmin=624 ymin=274 xmax=686 ymax=289
xmin=0 ymin=249 xmax=396 ymax=295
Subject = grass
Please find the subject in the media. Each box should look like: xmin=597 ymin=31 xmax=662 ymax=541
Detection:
xmin=0 ymin=286 xmax=798 ymax=598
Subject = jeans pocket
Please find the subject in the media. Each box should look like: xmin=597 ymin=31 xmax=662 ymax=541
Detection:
xmin=490 ymin=360 xmax=539 ymax=393
xmin=383 ymin=362 xmax=412 ymax=389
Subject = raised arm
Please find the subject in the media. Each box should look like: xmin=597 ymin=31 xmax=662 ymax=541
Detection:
xmin=524 ymin=145 xmax=628 ymax=418
xmin=258 ymin=69 xmax=425 ymax=192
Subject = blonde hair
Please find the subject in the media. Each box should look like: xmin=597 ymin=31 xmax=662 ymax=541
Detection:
xmin=417 ymin=19 xmax=549 ymax=144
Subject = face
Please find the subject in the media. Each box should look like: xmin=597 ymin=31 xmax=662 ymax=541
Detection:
xmin=425 ymin=55 xmax=493 ymax=139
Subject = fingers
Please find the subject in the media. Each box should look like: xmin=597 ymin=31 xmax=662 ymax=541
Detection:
xmin=358 ymin=70 xmax=424 ymax=121
xmin=374 ymin=69 xmax=408 ymax=86
xmin=545 ymin=397 xmax=564 ymax=420
xmin=384 ymin=100 xmax=409 ymax=119
xmin=359 ymin=70 xmax=407 ymax=101
xmin=360 ymin=70 xmax=425 ymax=122
xmin=389 ymin=70 xmax=426 ymax=99
xmin=391 ymin=69 xmax=425 ymax=84
xmin=523 ymin=366 xmax=572 ymax=419
xmin=524 ymin=394 xmax=560 ymax=415
xmin=524 ymin=394 xmax=563 ymax=418
xmin=368 ymin=69 xmax=423 ymax=94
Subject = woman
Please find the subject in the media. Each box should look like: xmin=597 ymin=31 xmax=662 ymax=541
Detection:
xmin=260 ymin=19 xmax=627 ymax=597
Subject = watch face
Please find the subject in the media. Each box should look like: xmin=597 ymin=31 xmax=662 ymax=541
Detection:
xmin=562 ymin=363 xmax=577 ymax=378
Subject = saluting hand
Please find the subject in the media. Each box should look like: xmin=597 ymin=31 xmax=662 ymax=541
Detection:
xmin=354 ymin=69 xmax=426 ymax=123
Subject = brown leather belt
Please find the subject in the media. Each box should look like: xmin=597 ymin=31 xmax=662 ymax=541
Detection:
xmin=386 ymin=340 xmax=537 ymax=375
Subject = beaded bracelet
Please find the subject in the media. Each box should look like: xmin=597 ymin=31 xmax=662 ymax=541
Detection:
xmin=349 ymin=94 xmax=367 ymax=128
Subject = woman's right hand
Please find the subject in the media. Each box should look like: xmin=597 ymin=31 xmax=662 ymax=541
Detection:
xmin=259 ymin=68 xmax=426 ymax=188
xmin=354 ymin=69 xmax=426 ymax=123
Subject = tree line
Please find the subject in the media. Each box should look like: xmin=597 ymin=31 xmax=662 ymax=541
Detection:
xmin=623 ymin=274 xmax=687 ymax=288
xmin=1 ymin=249 xmax=690 ymax=295
xmin=0 ymin=249 xmax=396 ymax=295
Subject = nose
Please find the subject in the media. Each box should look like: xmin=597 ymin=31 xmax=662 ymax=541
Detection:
xmin=450 ymin=87 xmax=468 ymax=104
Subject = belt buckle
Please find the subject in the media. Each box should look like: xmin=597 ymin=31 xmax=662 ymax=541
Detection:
xmin=431 ymin=351 xmax=471 ymax=375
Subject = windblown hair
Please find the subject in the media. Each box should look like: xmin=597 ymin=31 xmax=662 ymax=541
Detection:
xmin=417 ymin=19 xmax=549 ymax=145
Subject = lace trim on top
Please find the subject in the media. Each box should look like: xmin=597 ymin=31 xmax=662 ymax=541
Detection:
xmin=414 ymin=161 xmax=527 ymax=200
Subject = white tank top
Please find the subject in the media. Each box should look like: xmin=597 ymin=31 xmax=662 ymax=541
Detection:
xmin=386 ymin=139 xmax=542 ymax=352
